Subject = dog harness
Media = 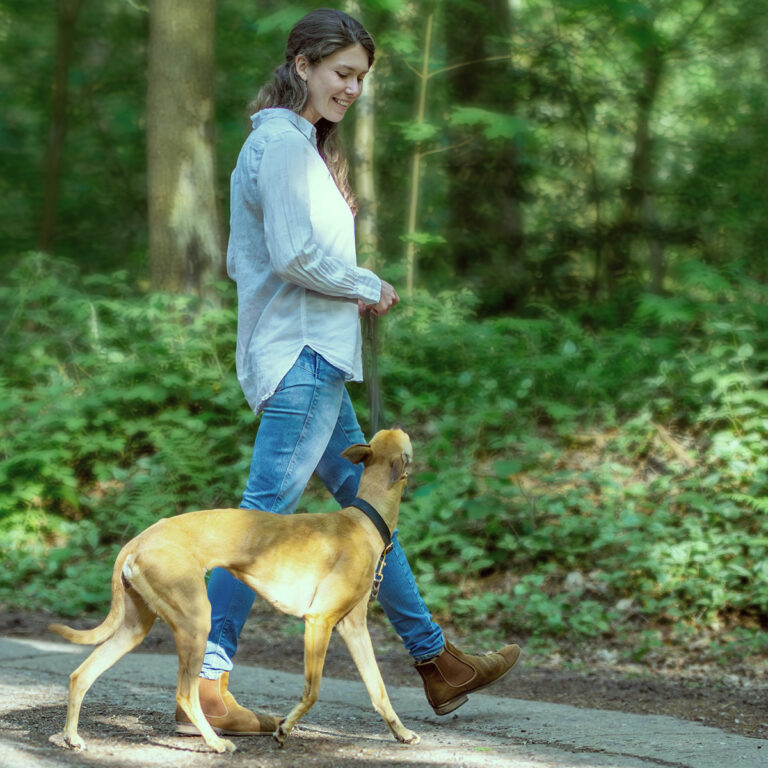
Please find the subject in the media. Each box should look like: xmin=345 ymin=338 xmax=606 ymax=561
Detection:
xmin=350 ymin=497 xmax=393 ymax=601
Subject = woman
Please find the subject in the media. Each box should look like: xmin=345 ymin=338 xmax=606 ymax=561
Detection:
xmin=176 ymin=8 xmax=520 ymax=737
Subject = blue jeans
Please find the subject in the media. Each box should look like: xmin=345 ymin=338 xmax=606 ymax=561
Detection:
xmin=201 ymin=346 xmax=444 ymax=678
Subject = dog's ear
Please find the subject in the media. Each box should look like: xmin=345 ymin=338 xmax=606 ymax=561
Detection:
xmin=342 ymin=443 xmax=374 ymax=466
xmin=389 ymin=452 xmax=411 ymax=487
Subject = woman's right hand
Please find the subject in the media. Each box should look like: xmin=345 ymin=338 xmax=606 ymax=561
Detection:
xmin=367 ymin=280 xmax=399 ymax=316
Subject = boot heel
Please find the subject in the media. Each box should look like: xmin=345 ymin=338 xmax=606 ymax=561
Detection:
xmin=433 ymin=694 xmax=468 ymax=716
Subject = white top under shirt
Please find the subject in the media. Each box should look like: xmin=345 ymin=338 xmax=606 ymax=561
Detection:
xmin=226 ymin=108 xmax=382 ymax=413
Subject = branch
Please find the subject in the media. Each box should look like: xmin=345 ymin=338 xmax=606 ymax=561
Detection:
xmin=669 ymin=0 xmax=719 ymax=53
xmin=428 ymin=54 xmax=511 ymax=79
xmin=403 ymin=59 xmax=422 ymax=79
xmin=417 ymin=136 xmax=474 ymax=159
xmin=124 ymin=0 xmax=149 ymax=12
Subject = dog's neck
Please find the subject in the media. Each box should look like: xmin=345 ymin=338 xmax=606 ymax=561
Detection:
xmin=354 ymin=469 xmax=406 ymax=535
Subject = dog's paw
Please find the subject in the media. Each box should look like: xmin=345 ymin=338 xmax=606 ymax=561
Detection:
xmin=397 ymin=729 xmax=420 ymax=745
xmin=63 ymin=733 xmax=87 ymax=751
xmin=209 ymin=736 xmax=236 ymax=754
xmin=273 ymin=724 xmax=289 ymax=748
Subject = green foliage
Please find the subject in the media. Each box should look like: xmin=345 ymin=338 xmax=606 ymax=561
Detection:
xmin=2 ymin=254 xmax=768 ymax=653
xmin=398 ymin=120 xmax=440 ymax=142
xmin=4 ymin=0 xmax=767 ymax=310
xmin=374 ymin=264 xmax=768 ymax=641
xmin=448 ymin=107 xmax=537 ymax=143
xmin=3 ymin=0 xmax=768 ymax=664
xmin=0 ymin=253 xmax=251 ymax=615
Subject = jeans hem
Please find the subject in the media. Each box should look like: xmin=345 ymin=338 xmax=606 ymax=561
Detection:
xmin=412 ymin=646 xmax=445 ymax=663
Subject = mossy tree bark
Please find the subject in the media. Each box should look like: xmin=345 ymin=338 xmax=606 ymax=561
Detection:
xmin=147 ymin=0 xmax=223 ymax=296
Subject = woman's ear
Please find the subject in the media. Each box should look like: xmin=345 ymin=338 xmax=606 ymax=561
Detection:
xmin=295 ymin=54 xmax=310 ymax=82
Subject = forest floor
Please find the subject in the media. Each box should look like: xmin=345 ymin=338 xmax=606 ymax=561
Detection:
xmin=1 ymin=606 xmax=765 ymax=741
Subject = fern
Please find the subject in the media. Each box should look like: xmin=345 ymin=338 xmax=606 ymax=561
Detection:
xmin=726 ymin=493 xmax=768 ymax=514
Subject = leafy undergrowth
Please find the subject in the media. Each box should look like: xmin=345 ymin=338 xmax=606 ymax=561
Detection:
xmin=2 ymin=253 xmax=768 ymax=662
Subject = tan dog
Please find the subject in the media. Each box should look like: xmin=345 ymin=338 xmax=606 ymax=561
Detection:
xmin=50 ymin=428 xmax=419 ymax=753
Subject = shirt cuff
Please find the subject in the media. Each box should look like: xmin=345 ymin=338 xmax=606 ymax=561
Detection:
xmin=355 ymin=268 xmax=382 ymax=305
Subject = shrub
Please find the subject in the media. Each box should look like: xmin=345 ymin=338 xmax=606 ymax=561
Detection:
xmin=2 ymin=253 xmax=767 ymax=647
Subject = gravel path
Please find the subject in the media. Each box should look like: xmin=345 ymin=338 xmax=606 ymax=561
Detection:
xmin=1 ymin=629 xmax=766 ymax=768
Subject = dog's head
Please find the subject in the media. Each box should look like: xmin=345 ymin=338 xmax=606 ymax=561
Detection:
xmin=341 ymin=428 xmax=413 ymax=488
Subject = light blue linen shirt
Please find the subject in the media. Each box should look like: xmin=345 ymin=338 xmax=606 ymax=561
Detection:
xmin=226 ymin=108 xmax=382 ymax=413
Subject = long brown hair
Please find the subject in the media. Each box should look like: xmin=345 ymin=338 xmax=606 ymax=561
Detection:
xmin=250 ymin=8 xmax=375 ymax=212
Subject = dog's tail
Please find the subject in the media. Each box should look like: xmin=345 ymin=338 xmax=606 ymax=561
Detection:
xmin=48 ymin=545 xmax=132 ymax=646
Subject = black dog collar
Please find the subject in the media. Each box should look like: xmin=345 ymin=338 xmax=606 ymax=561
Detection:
xmin=350 ymin=497 xmax=391 ymax=548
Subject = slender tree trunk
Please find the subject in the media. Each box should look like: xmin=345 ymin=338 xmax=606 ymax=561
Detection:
xmin=39 ymin=0 xmax=85 ymax=253
xmin=550 ymin=3 xmax=603 ymax=301
xmin=444 ymin=0 xmax=523 ymax=312
xmin=346 ymin=0 xmax=383 ymax=432
xmin=146 ymin=0 xmax=223 ymax=296
xmin=645 ymin=192 xmax=665 ymax=294
xmin=604 ymin=0 xmax=717 ymax=297
xmin=353 ymin=73 xmax=378 ymax=269
xmin=405 ymin=12 xmax=433 ymax=300
xmin=347 ymin=0 xmax=378 ymax=271
xmin=605 ymin=32 xmax=665 ymax=295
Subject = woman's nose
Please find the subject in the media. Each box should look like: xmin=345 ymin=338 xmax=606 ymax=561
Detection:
xmin=345 ymin=80 xmax=361 ymax=97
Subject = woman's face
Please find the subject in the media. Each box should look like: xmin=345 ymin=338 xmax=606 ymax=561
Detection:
xmin=296 ymin=43 xmax=370 ymax=125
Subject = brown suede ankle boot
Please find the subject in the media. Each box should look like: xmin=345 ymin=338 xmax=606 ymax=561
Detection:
xmin=174 ymin=672 xmax=280 ymax=736
xmin=415 ymin=639 xmax=521 ymax=715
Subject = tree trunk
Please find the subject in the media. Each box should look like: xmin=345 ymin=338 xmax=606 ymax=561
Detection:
xmin=147 ymin=0 xmax=222 ymax=296
xmin=346 ymin=0 xmax=383 ymax=432
xmin=405 ymin=11 xmax=434 ymax=300
xmin=444 ymin=0 xmax=524 ymax=312
xmin=39 ymin=0 xmax=85 ymax=253
xmin=347 ymin=0 xmax=378 ymax=271
xmin=353 ymin=73 xmax=378 ymax=270
xmin=605 ymin=26 xmax=664 ymax=296
xmin=645 ymin=192 xmax=665 ymax=294
xmin=604 ymin=0 xmax=718 ymax=298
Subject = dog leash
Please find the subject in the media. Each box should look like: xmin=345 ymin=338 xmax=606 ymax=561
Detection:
xmin=350 ymin=496 xmax=393 ymax=601
xmin=361 ymin=312 xmax=389 ymax=599
xmin=363 ymin=310 xmax=384 ymax=434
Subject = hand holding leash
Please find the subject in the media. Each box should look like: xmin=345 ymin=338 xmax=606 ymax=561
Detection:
xmin=367 ymin=280 xmax=399 ymax=316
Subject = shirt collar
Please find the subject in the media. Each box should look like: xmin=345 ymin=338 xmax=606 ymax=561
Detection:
xmin=251 ymin=108 xmax=317 ymax=147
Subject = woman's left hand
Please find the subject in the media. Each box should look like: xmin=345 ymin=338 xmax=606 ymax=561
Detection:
xmin=366 ymin=280 xmax=399 ymax=317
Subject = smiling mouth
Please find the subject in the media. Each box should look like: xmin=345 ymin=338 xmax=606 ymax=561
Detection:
xmin=334 ymin=97 xmax=351 ymax=108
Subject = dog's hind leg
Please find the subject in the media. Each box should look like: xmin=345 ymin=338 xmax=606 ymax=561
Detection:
xmin=335 ymin=599 xmax=419 ymax=744
xmin=273 ymin=615 xmax=335 ymax=746
xmin=60 ymin=587 xmax=156 ymax=750
xmin=164 ymin=590 xmax=236 ymax=754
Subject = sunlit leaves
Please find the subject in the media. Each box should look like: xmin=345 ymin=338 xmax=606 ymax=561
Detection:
xmin=252 ymin=6 xmax=306 ymax=36
xmin=399 ymin=231 xmax=446 ymax=245
xmin=397 ymin=119 xmax=439 ymax=142
xmin=449 ymin=106 xmax=536 ymax=142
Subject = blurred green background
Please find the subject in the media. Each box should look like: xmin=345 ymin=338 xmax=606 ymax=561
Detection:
xmin=2 ymin=0 xmax=767 ymax=660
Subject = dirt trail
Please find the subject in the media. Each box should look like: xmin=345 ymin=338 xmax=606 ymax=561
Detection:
xmin=4 ymin=610 xmax=765 ymax=739
xmin=1 ymin=613 xmax=766 ymax=768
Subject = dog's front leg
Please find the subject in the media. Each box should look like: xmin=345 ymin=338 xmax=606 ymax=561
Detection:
xmin=336 ymin=600 xmax=420 ymax=744
xmin=274 ymin=615 xmax=334 ymax=747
